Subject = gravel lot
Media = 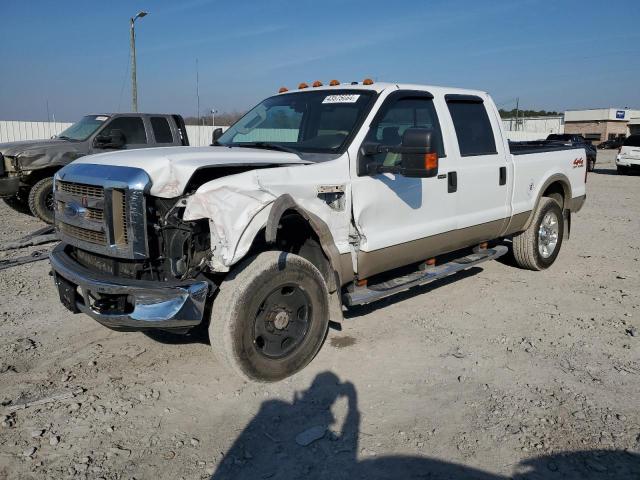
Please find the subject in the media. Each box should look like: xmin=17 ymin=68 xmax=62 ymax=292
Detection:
xmin=1 ymin=150 xmax=639 ymax=479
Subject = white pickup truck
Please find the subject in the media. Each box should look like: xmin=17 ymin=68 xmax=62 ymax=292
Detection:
xmin=50 ymin=80 xmax=587 ymax=381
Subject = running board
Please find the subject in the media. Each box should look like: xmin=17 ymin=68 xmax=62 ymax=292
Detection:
xmin=344 ymin=245 xmax=508 ymax=306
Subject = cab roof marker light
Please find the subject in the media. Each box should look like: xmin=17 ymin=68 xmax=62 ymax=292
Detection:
xmin=278 ymin=87 xmax=289 ymax=93
xmin=329 ymin=79 xmax=340 ymax=86
xmin=298 ymin=82 xmax=309 ymax=89
xmin=363 ymin=78 xmax=374 ymax=85
xmin=312 ymin=80 xmax=323 ymax=87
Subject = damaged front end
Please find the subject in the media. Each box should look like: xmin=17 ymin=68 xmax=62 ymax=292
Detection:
xmin=50 ymin=163 xmax=215 ymax=332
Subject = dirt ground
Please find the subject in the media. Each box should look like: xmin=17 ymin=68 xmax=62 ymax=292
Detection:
xmin=0 ymin=150 xmax=639 ymax=479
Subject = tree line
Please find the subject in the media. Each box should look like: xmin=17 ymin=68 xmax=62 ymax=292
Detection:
xmin=499 ymin=109 xmax=560 ymax=119
xmin=184 ymin=111 xmax=245 ymax=126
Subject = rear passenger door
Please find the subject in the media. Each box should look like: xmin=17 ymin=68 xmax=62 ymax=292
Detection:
xmin=444 ymin=94 xmax=510 ymax=236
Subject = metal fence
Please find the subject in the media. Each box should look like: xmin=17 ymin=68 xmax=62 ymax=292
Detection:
xmin=0 ymin=120 xmax=227 ymax=147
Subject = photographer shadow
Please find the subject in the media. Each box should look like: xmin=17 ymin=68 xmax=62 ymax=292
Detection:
xmin=211 ymin=371 xmax=639 ymax=479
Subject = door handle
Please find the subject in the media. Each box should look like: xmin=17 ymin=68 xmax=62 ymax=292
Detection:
xmin=499 ymin=167 xmax=507 ymax=186
xmin=448 ymin=171 xmax=457 ymax=193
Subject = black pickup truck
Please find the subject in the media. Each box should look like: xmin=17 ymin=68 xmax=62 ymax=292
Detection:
xmin=546 ymin=134 xmax=597 ymax=172
xmin=0 ymin=113 xmax=189 ymax=223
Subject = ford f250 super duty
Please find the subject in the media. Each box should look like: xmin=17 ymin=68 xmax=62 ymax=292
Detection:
xmin=0 ymin=113 xmax=188 ymax=223
xmin=49 ymin=80 xmax=587 ymax=381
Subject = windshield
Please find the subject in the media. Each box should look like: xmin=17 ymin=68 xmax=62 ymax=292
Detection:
xmin=218 ymin=90 xmax=376 ymax=155
xmin=57 ymin=115 xmax=109 ymax=141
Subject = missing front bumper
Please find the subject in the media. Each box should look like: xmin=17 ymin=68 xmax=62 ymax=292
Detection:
xmin=50 ymin=244 xmax=210 ymax=331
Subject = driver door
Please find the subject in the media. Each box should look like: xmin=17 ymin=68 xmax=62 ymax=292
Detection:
xmin=351 ymin=92 xmax=457 ymax=278
xmin=90 ymin=116 xmax=149 ymax=154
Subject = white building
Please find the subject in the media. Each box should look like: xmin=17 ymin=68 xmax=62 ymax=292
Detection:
xmin=501 ymin=116 xmax=564 ymax=136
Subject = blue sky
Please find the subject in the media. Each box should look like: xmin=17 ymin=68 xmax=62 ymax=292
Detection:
xmin=1 ymin=0 xmax=639 ymax=121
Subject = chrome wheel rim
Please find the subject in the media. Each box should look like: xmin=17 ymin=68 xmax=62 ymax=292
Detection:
xmin=538 ymin=211 xmax=559 ymax=258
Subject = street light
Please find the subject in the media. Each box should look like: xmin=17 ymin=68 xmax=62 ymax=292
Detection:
xmin=210 ymin=108 xmax=218 ymax=127
xmin=130 ymin=11 xmax=148 ymax=112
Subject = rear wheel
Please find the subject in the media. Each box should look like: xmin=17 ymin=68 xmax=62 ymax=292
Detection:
xmin=512 ymin=197 xmax=564 ymax=271
xmin=209 ymin=251 xmax=330 ymax=382
xmin=28 ymin=177 xmax=55 ymax=224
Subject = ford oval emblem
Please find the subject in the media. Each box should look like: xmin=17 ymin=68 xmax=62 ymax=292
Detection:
xmin=64 ymin=202 xmax=86 ymax=218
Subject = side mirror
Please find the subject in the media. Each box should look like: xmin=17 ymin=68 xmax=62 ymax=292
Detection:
xmin=399 ymin=128 xmax=438 ymax=178
xmin=94 ymin=129 xmax=125 ymax=149
xmin=211 ymin=128 xmax=223 ymax=145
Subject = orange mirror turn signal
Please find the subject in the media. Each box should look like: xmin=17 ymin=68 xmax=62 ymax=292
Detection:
xmin=424 ymin=152 xmax=438 ymax=171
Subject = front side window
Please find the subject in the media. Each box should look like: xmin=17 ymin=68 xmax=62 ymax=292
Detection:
xmin=447 ymin=99 xmax=497 ymax=156
xmin=102 ymin=117 xmax=147 ymax=144
xmin=57 ymin=115 xmax=109 ymax=141
xmin=217 ymin=90 xmax=376 ymax=156
xmin=623 ymin=135 xmax=640 ymax=147
xmin=150 ymin=117 xmax=174 ymax=143
xmin=365 ymin=97 xmax=445 ymax=166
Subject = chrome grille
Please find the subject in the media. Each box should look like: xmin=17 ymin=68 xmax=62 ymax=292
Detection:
xmin=54 ymin=164 xmax=150 ymax=259
xmin=58 ymin=181 xmax=104 ymax=199
xmin=59 ymin=223 xmax=107 ymax=245
xmin=56 ymin=200 xmax=104 ymax=222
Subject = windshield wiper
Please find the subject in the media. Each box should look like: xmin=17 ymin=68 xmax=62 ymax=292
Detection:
xmin=57 ymin=135 xmax=78 ymax=141
xmin=234 ymin=142 xmax=300 ymax=156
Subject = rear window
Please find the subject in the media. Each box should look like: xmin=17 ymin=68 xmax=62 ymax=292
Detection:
xmin=151 ymin=117 xmax=174 ymax=143
xmin=623 ymin=135 xmax=640 ymax=147
xmin=446 ymin=98 xmax=497 ymax=156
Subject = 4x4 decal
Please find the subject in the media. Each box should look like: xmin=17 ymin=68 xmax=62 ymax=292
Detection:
xmin=572 ymin=157 xmax=584 ymax=168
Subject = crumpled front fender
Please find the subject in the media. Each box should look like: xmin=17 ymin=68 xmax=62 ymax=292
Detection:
xmin=183 ymin=171 xmax=276 ymax=271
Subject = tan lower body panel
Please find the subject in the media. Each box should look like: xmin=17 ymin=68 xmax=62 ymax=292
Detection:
xmin=502 ymin=211 xmax=531 ymax=237
xmin=356 ymin=217 xmax=527 ymax=279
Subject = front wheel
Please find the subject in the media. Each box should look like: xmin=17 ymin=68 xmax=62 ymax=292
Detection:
xmin=209 ymin=251 xmax=330 ymax=382
xmin=28 ymin=177 xmax=55 ymax=224
xmin=512 ymin=197 xmax=564 ymax=271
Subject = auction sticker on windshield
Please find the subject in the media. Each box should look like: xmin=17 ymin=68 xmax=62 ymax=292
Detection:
xmin=322 ymin=94 xmax=360 ymax=104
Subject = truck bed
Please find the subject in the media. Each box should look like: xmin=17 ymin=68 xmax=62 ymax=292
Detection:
xmin=508 ymin=140 xmax=585 ymax=156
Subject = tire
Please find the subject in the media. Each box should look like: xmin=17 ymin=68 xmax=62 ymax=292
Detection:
xmin=28 ymin=177 xmax=55 ymax=224
xmin=512 ymin=197 xmax=564 ymax=271
xmin=209 ymin=251 xmax=330 ymax=382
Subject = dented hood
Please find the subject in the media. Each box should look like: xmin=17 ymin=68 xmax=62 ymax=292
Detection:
xmin=0 ymin=139 xmax=86 ymax=170
xmin=73 ymin=146 xmax=310 ymax=197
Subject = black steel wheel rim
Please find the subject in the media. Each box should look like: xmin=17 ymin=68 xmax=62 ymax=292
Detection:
xmin=45 ymin=190 xmax=55 ymax=211
xmin=253 ymin=283 xmax=312 ymax=359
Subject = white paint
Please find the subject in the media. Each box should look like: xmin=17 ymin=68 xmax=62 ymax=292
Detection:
xmin=564 ymin=108 xmax=640 ymax=122
xmin=73 ymin=146 xmax=310 ymax=198
xmin=54 ymin=82 xmax=588 ymax=274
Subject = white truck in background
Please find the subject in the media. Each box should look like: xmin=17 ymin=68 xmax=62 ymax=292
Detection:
xmin=49 ymin=80 xmax=587 ymax=381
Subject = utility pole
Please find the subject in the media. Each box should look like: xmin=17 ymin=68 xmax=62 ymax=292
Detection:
xmin=130 ymin=11 xmax=148 ymax=112
xmin=515 ymin=97 xmax=520 ymax=132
